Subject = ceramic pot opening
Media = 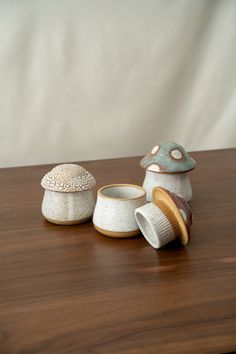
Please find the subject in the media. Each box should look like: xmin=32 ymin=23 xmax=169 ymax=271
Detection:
xmin=98 ymin=184 xmax=146 ymax=201
xmin=135 ymin=211 xmax=159 ymax=248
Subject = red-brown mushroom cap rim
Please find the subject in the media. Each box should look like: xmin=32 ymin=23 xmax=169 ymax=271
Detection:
xmin=153 ymin=187 xmax=192 ymax=245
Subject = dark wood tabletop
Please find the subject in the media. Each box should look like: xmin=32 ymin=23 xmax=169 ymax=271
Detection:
xmin=0 ymin=149 xmax=236 ymax=354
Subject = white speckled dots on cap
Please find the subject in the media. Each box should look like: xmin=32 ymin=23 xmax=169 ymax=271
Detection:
xmin=140 ymin=141 xmax=196 ymax=173
xmin=151 ymin=145 xmax=160 ymax=155
xmin=41 ymin=164 xmax=96 ymax=193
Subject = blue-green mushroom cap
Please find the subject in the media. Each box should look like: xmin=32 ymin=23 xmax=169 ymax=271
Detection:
xmin=140 ymin=142 xmax=196 ymax=174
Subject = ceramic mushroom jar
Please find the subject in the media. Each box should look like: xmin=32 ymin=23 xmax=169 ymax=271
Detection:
xmin=41 ymin=164 xmax=96 ymax=225
xmin=135 ymin=187 xmax=193 ymax=249
xmin=140 ymin=142 xmax=196 ymax=202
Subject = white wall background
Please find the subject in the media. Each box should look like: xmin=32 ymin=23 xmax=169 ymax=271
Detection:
xmin=0 ymin=0 xmax=236 ymax=167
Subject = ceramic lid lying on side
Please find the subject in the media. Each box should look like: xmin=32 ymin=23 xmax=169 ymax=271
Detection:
xmin=153 ymin=187 xmax=192 ymax=245
xmin=140 ymin=141 xmax=196 ymax=173
xmin=41 ymin=164 xmax=96 ymax=192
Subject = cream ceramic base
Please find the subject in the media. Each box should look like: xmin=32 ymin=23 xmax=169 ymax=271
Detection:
xmin=42 ymin=189 xmax=95 ymax=225
xmin=143 ymin=170 xmax=193 ymax=202
xmin=94 ymin=224 xmax=140 ymax=238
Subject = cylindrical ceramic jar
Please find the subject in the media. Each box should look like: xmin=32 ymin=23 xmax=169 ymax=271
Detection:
xmin=140 ymin=142 xmax=196 ymax=202
xmin=41 ymin=164 xmax=96 ymax=225
xmin=93 ymin=184 xmax=146 ymax=238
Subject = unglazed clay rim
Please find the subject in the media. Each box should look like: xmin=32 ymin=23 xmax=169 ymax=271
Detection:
xmin=98 ymin=184 xmax=146 ymax=201
xmin=94 ymin=225 xmax=140 ymax=238
xmin=44 ymin=215 xmax=92 ymax=225
xmin=153 ymin=187 xmax=190 ymax=245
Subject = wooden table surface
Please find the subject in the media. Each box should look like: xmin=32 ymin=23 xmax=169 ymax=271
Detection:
xmin=0 ymin=149 xmax=236 ymax=354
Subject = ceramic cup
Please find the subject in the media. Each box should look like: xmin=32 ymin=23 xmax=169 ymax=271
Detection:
xmin=93 ymin=184 xmax=146 ymax=238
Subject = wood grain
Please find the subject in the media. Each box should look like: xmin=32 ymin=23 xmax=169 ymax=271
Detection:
xmin=0 ymin=149 xmax=236 ymax=354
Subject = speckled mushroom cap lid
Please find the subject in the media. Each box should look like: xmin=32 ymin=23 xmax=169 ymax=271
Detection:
xmin=41 ymin=164 xmax=96 ymax=192
xmin=153 ymin=187 xmax=192 ymax=245
xmin=140 ymin=141 xmax=196 ymax=173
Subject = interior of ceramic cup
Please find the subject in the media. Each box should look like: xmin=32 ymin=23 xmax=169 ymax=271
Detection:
xmin=135 ymin=211 xmax=159 ymax=248
xmin=100 ymin=184 xmax=145 ymax=200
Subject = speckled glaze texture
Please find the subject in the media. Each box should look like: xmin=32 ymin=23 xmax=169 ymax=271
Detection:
xmin=41 ymin=163 xmax=96 ymax=224
xmin=140 ymin=142 xmax=196 ymax=202
xmin=42 ymin=189 xmax=95 ymax=224
xmin=93 ymin=184 xmax=146 ymax=237
xmin=135 ymin=202 xmax=176 ymax=249
xmin=135 ymin=187 xmax=193 ymax=249
xmin=140 ymin=141 xmax=196 ymax=173
xmin=143 ymin=170 xmax=192 ymax=202
xmin=41 ymin=164 xmax=96 ymax=192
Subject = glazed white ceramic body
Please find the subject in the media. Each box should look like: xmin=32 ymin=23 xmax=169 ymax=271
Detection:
xmin=93 ymin=184 xmax=146 ymax=235
xmin=135 ymin=202 xmax=176 ymax=249
xmin=143 ymin=170 xmax=192 ymax=202
xmin=42 ymin=189 xmax=95 ymax=224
